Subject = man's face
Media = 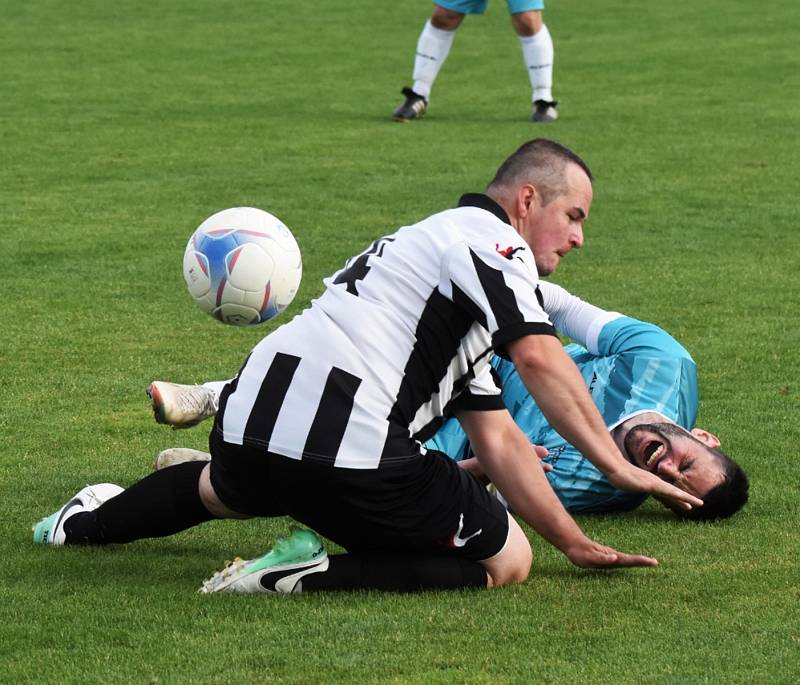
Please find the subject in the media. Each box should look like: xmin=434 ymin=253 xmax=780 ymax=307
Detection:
xmin=623 ymin=422 xmax=725 ymax=500
xmin=518 ymin=163 xmax=593 ymax=276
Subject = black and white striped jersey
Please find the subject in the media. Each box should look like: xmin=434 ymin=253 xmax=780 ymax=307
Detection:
xmin=217 ymin=194 xmax=557 ymax=469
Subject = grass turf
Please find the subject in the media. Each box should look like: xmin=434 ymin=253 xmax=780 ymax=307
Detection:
xmin=2 ymin=0 xmax=799 ymax=682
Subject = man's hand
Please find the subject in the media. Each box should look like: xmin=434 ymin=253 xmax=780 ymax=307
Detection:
xmin=606 ymin=462 xmax=703 ymax=511
xmin=565 ymin=536 xmax=658 ymax=569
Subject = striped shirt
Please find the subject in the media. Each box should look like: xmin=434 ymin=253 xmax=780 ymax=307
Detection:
xmin=217 ymin=194 xmax=555 ymax=469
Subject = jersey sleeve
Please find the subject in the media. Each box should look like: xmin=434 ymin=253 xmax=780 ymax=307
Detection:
xmin=439 ymin=238 xmax=557 ymax=358
xmin=450 ymin=361 xmax=506 ymax=412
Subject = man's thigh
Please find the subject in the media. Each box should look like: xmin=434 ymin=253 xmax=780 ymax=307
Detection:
xmin=208 ymin=429 xmax=288 ymax=517
xmin=281 ymin=450 xmax=510 ymax=562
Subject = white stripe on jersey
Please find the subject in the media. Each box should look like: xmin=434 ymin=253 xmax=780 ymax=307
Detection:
xmin=266 ymin=358 xmax=330 ymax=461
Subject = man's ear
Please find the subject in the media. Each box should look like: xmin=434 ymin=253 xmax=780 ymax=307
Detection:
xmin=517 ymin=183 xmax=537 ymax=218
xmin=691 ymin=428 xmax=721 ymax=448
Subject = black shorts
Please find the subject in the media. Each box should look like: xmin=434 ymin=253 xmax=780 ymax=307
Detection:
xmin=208 ymin=428 xmax=509 ymax=561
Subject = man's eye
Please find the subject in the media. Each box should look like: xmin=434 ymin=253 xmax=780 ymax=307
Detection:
xmin=680 ymin=460 xmax=693 ymax=473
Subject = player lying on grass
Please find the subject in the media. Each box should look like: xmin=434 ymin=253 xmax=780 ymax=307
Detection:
xmin=148 ymin=282 xmax=748 ymax=521
xmin=33 ymin=139 xmax=703 ymax=595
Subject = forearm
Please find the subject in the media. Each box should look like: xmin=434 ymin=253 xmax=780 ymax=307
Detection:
xmin=508 ymin=335 xmax=629 ymax=478
xmin=477 ymin=430 xmax=587 ymax=555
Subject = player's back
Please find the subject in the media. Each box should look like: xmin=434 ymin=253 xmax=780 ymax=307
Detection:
xmin=218 ymin=200 xmax=539 ymax=469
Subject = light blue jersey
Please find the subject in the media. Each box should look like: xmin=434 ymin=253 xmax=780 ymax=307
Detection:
xmin=426 ymin=316 xmax=699 ymax=513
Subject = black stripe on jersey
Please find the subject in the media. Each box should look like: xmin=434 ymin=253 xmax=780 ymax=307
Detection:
xmin=243 ymin=352 xmax=302 ymax=446
xmin=492 ymin=321 xmax=558 ymax=360
xmin=451 ymin=282 xmax=487 ymax=328
xmin=303 ymin=367 xmax=362 ymax=461
xmin=535 ymin=285 xmax=545 ymax=310
xmin=450 ymin=389 xmax=506 ymax=413
xmin=469 ymin=248 xmax=527 ymax=330
xmin=381 ymin=290 xmax=481 ymax=464
xmin=216 ymin=352 xmax=251 ymax=429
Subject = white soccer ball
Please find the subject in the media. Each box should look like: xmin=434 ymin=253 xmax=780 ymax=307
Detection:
xmin=182 ymin=207 xmax=302 ymax=326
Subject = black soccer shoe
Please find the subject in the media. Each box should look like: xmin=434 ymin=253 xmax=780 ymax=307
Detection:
xmin=392 ymin=87 xmax=428 ymax=122
xmin=531 ymin=99 xmax=559 ymax=123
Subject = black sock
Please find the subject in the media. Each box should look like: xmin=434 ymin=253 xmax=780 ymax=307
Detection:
xmin=64 ymin=461 xmax=215 ymax=545
xmin=301 ymin=553 xmax=488 ymax=593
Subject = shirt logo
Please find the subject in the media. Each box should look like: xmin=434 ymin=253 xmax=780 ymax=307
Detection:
xmin=496 ymin=244 xmax=525 ymax=260
xmin=450 ymin=513 xmax=483 ymax=548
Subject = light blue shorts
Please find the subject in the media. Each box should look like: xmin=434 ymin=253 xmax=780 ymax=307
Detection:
xmin=435 ymin=0 xmax=544 ymax=15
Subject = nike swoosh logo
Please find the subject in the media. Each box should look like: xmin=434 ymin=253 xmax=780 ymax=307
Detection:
xmin=451 ymin=513 xmax=482 ymax=548
xmin=50 ymin=498 xmax=83 ymax=543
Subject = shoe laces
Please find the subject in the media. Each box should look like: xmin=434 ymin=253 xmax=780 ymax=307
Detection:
xmin=199 ymin=557 xmax=247 ymax=593
xmin=175 ymin=386 xmax=216 ymax=416
xmin=82 ymin=486 xmax=106 ymax=510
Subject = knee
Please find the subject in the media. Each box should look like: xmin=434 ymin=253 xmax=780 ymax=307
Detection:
xmin=431 ymin=5 xmax=465 ymax=31
xmin=499 ymin=542 xmax=533 ymax=586
xmin=488 ymin=531 xmax=533 ymax=587
xmin=510 ymin=10 xmax=543 ymax=37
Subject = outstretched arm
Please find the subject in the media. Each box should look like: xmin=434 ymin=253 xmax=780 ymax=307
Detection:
xmin=505 ymin=334 xmax=702 ymax=511
xmin=458 ymin=409 xmax=657 ymax=568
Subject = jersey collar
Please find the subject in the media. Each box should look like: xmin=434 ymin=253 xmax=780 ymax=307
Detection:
xmin=458 ymin=193 xmax=511 ymax=226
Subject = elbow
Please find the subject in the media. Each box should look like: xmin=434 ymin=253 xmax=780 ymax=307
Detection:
xmin=507 ymin=336 xmax=557 ymax=376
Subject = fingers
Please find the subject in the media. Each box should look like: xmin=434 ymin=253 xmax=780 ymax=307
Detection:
xmin=569 ymin=541 xmax=659 ymax=569
xmin=607 ymin=552 xmax=658 ymax=568
xmin=658 ymin=481 xmax=703 ymax=510
xmin=533 ymin=445 xmax=549 ymax=459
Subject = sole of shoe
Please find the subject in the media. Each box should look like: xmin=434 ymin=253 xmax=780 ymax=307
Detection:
xmin=153 ymin=448 xmax=211 ymax=471
xmin=147 ymin=382 xmax=169 ymax=425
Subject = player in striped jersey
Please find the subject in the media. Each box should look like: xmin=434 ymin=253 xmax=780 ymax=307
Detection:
xmin=148 ymin=283 xmax=748 ymax=520
xmin=33 ymin=139 xmax=703 ymax=594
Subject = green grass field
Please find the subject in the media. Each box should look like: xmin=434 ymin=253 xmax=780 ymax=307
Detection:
xmin=2 ymin=0 xmax=799 ymax=682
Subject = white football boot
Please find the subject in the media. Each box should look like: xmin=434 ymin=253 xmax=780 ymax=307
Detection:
xmin=32 ymin=483 xmax=124 ymax=545
xmin=153 ymin=447 xmax=211 ymax=471
xmin=199 ymin=529 xmax=329 ymax=594
xmin=147 ymin=381 xmax=217 ymax=429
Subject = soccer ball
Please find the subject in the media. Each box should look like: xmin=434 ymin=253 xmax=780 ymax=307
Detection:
xmin=182 ymin=207 xmax=302 ymax=326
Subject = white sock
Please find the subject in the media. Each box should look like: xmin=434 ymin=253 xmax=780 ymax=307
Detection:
xmin=518 ymin=24 xmax=554 ymax=103
xmin=411 ymin=20 xmax=456 ymax=100
xmin=202 ymin=380 xmax=228 ymax=410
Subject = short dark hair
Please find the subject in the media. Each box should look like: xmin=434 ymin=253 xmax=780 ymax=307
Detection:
xmin=676 ymin=447 xmax=749 ymax=521
xmin=486 ymin=138 xmax=593 ymax=205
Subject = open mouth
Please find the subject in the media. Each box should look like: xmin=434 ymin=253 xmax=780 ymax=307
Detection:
xmin=641 ymin=440 xmax=666 ymax=470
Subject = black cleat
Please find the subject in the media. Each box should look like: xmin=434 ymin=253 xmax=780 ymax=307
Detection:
xmin=531 ymin=99 xmax=558 ymax=122
xmin=392 ymin=87 xmax=428 ymax=122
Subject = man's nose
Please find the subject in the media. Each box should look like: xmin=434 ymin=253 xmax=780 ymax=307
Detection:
xmin=656 ymin=456 xmax=679 ymax=481
xmin=570 ymin=226 xmax=584 ymax=249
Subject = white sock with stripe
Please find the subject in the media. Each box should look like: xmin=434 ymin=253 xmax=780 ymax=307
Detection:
xmin=518 ymin=24 xmax=554 ymax=103
xmin=412 ymin=20 xmax=456 ymax=100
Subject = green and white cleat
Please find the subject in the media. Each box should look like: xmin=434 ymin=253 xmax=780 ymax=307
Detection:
xmin=200 ymin=529 xmax=329 ymax=594
xmin=147 ymin=381 xmax=218 ymax=429
xmin=33 ymin=483 xmax=124 ymax=545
